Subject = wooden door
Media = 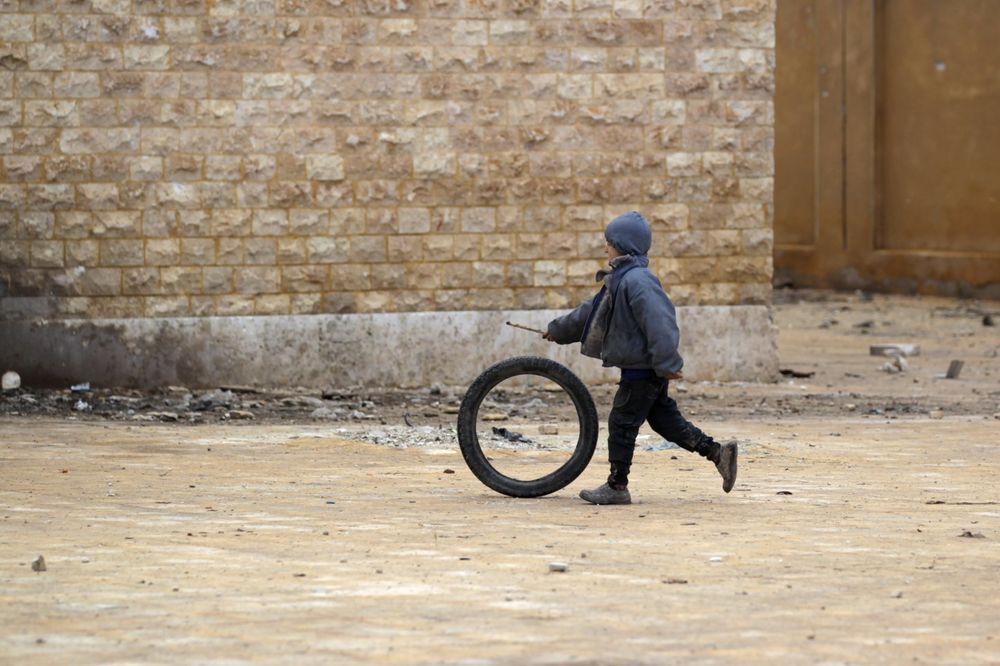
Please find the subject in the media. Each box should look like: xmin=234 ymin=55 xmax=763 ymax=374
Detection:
xmin=775 ymin=0 xmax=1000 ymax=297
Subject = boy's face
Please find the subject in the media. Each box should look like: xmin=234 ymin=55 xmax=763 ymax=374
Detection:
xmin=605 ymin=239 xmax=623 ymax=261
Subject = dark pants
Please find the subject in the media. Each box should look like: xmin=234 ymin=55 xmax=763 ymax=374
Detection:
xmin=607 ymin=376 xmax=720 ymax=487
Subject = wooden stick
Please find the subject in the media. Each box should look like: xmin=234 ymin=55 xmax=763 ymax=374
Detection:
xmin=505 ymin=321 xmax=545 ymax=335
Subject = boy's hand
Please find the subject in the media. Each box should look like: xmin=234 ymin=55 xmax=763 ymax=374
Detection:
xmin=665 ymin=371 xmax=683 ymax=380
xmin=542 ymin=331 xmax=553 ymax=341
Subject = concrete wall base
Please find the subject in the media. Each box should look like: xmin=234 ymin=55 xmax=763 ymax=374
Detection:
xmin=0 ymin=306 xmax=778 ymax=389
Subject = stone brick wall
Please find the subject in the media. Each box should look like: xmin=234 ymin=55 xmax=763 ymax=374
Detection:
xmin=0 ymin=0 xmax=774 ymax=321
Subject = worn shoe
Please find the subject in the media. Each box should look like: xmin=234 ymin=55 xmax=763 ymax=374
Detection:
xmin=715 ymin=441 xmax=738 ymax=493
xmin=579 ymin=483 xmax=632 ymax=505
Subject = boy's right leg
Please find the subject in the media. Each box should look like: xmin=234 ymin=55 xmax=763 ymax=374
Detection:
xmin=646 ymin=390 xmax=738 ymax=493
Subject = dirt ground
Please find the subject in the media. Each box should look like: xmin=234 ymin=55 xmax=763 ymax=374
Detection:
xmin=2 ymin=290 xmax=999 ymax=665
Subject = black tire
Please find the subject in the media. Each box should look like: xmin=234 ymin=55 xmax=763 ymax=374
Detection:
xmin=457 ymin=356 xmax=599 ymax=498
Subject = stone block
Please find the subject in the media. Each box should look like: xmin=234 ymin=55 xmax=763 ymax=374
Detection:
xmin=461 ymin=207 xmax=496 ymax=233
xmin=25 ymin=185 xmax=73 ymax=211
xmin=350 ymin=236 xmax=386 ymax=263
xmin=304 ymin=236 xmax=347 ymax=264
xmin=29 ymin=241 xmax=64 ymax=268
xmin=216 ymin=295 xmax=256 ymax=316
xmin=234 ymin=267 xmax=280 ymax=294
xmin=281 ymin=265 xmax=326 ymax=292
xmin=100 ymin=239 xmax=144 ymax=267
xmin=328 ymin=264 xmax=371 ymax=291
xmin=277 ymin=238 xmax=307 ymax=264
xmin=75 ymin=185 xmax=118 ymax=212
xmin=533 ymin=260 xmax=566 ymax=286
xmin=244 ymin=238 xmax=277 ymax=265
xmin=398 ymin=207 xmax=431 ymax=234
xmin=255 ymin=294 xmax=291 ymax=315
xmin=180 ymin=238 xmax=215 ymax=265
xmin=66 ymin=240 xmax=100 ymax=267
xmin=252 ymin=210 xmax=288 ymax=236
xmin=306 ymin=155 xmax=345 ymax=181
xmin=123 ymin=268 xmax=161 ymax=295
xmin=19 ymin=212 xmax=55 ymax=239
xmin=93 ymin=211 xmax=140 ymax=237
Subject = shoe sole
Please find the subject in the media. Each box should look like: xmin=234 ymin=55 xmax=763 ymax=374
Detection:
xmin=721 ymin=444 xmax=738 ymax=493
xmin=579 ymin=492 xmax=631 ymax=505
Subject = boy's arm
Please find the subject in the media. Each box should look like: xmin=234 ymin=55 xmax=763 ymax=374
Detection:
xmin=544 ymin=299 xmax=593 ymax=344
xmin=627 ymin=273 xmax=684 ymax=376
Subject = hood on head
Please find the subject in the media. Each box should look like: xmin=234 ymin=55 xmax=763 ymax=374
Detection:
xmin=604 ymin=211 xmax=652 ymax=256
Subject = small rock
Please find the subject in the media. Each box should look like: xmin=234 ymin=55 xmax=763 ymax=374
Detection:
xmin=928 ymin=409 xmax=944 ymax=420
xmin=482 ymin=412 xmax=508 ymax=421
xmin=663 ymin=578 xmax=688 ymax=584
xmin=73 ymin=399 xmax=91 ymax=412
xmin=228 ymin=410 xmax=255 ymax=420
xmin=538 ymin=424 xmax=559 ymax=435
xmin=845 ymin=403 xmax=857 ymax=411
xmin=280 ymin=396 xmax=326 ymax=408
xmin=443 ymin=468 xmax=455 ymax=474
xmin=945 ymin=360 xmax=964 ymax=379
xmin=310 ymin=406 xmax=342 ymax=420
xmin=2 ymin=371 xmax=21 ymax=391
xmin=31 ymin=555 xmax=46 ymax=572
xmin=984 ymin=314 xmax=995 ymax=327
xmin=191 ymin=389 xmax=237 ymax=411
xmin=147 ymin=411 xmax=179 ymax=422
xmin=959 ymin=530 xmax=985 ymax=539
xmin=548 ymin=562 xmax=568 ymax=572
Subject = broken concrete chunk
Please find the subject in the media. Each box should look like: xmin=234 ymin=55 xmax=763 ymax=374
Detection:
xmin=881 ymin=355 xmax=908 ymax=373
xmin=870 ymin=344 xmax=920 ymax=357
xmin=945 ymin=360 xmax=964 ymax=379
xmin=1 ymin=371 xmax=20 ymax=391
xmin=538 ymin=424 xmax=559 ymax=435
xmin=548 ymin=562 xmax=568 ymax=572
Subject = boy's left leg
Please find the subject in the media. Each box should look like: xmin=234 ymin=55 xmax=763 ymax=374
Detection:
xmin=579 ymin=377 xmax=661 ymax=505
xmin=646 ymin=388 xmax=738 ymax=493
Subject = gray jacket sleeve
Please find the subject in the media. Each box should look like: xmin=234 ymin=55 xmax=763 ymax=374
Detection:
xmin=546 ymin=298 xmax=593 ymax=344
xmin=626 ymin=273 xmax=683 ymax=375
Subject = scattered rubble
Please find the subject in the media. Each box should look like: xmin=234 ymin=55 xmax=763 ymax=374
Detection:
xmin=882 ymin=355 xmax=908 ymax=373
xmin=31 ymin=555 xmax=46 ymax=572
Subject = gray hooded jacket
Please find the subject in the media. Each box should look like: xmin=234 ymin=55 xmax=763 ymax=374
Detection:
xmin=545 ymin=212 xmax=684 ymax=376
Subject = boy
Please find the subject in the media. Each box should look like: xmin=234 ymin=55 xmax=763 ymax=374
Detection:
xmin=543 ymin=211 xmax=737 ymax=505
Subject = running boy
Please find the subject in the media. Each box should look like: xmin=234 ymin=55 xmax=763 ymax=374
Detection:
xmin=543 ymin=211 xmax=737 ymax=505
